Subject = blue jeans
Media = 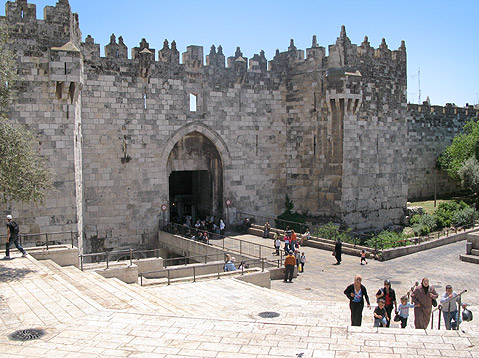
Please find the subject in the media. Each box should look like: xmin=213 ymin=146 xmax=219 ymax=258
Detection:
xmin=374 ymin=317 xmax=387 ymax=327
xmin=6 ymin=236 xmax=26 ymax=256
xmin=443 ymin=310 xmax=459 ymax=330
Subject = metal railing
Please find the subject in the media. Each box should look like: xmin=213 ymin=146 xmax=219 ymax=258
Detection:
xmin=431 ymin=289 xmax=467 ymax=330
xmin=139 ymin=257 xmax=266 ymax=286
xmin=236 ymin=210 xmax=479 ymax=254
xmin=0 ymin=231 xmax=78 ymax=249
xmin=159 ymin=220 xmax=277 ymax=261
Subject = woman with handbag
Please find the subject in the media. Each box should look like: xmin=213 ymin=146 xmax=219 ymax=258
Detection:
xmin=411 ymin=277 xmax=438 ymax=329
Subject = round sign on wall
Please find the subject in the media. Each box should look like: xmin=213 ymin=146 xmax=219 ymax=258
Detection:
xmin=225 ymin=199 xmax=231 ymax=206
xmin=161 ymin=204 xmax=167 ymax=211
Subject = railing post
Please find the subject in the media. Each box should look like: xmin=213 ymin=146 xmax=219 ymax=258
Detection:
xmin=193 ymin=267 xmax=196 ymax=282
xmin=261 ymin=258 xmax=265 ymax=272
xmin=156 ymin=249 xmax=159 ymax=258
xmin=217 ymin=263 xmax=220 ymax=280
xmin=240 ymin=240 xmax=242 ymax=255
xmin=71 ymin=231 xmax=74 ymax=248
xmin=205 ymin=255 xmax=207 ymax=264
xmin=80 ymin=255 xmax=83 ymax=271
xmin=457 ymin=296 xmax=462 ymax=331
xmin=259 ymin=245 xmax=262 ymax=259
xmin=106 ymin=251 xmax=109 ymax=269
xmin=45 ymin=233 xmax=49 ymax=250
xmin=167 ymin=270 xmax=170 ymax=285
xmin=431 ymin=308 xmax=434 ymax=329
xmin=129 ymin=248 xmax=133 ymax=266
xmin=140 ymin=274 xmax=143 ymax=286
xmin=438 ymin=306 xmax=442 ymax=330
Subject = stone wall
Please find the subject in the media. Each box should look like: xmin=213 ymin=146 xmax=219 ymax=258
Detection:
xmin=407 ymin=103 xmax=479 ymax=200
xmin=2 ymin=0 xmax=477 ymax=254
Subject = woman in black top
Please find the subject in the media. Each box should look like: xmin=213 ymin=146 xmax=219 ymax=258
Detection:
xmin=344 ymin=274 xmax=371 ymax=326
xmin=376 ymin=279 xmax=397 ymax=328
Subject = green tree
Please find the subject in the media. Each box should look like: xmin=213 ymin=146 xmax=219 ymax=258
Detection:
xmin=437 ymin=119 xmax=479 ymax=181
xmin=0 ymin=25 xmax=52 ymax=203
xmin=458 ymin=157 xmax=479 ymax=205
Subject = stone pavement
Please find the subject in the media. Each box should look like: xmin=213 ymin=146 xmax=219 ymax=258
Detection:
xmin=1 ymin=236 xmax=479 ymax=357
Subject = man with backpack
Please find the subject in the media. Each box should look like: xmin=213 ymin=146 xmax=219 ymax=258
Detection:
xmin=4 ymin=215 xmax=27 ymax=259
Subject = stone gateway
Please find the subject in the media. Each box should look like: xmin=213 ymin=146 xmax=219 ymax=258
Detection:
xmin=1 ymin=0 xmax=478 ymax=253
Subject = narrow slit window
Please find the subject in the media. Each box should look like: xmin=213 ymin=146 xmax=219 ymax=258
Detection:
xmin=190 ymin=93 xmax=197 ymax=112
xmin=20 ymin=9 xmax=24 ymax=19
xmin=143 ymin=93 xmax=147 ymax=109
xmin=64 ymin=62 xmax=67 ymax=75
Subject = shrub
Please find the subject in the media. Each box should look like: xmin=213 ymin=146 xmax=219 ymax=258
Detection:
xmin=315 ymin=222 xmax=352 ymax=243
xmin=451 ymin=207 xmax=477 ymax=227
xmin=365 ymin=230 xmax=407 ymax=250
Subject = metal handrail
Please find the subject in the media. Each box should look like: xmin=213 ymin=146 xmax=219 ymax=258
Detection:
xmin=79 ymin=250 xmax=226 ymax=271
xmin=0 ymin=231 xmax=78 ymax=249
xmin=139 ymin=257 xmax=267 ymax=286
xmin=159 ymin=220 xmax=275 ymax=260
xmin=431 ymin=289 xmax=467 ymax=330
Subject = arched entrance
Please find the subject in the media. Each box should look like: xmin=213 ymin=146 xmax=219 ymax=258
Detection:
xmin=167 ymin=131 xmax=223 ymax=223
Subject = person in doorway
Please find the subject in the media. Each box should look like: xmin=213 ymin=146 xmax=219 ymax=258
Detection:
xmin=344 ymin=274 xmax=371 ymax=326
xmin=263 ymin=222 xmax=271 ymax=238
xmin=284 ymin=251 xmax=295 ymax=283
xmin=411 ymin=277 xmax=438 ymax=329
xmin=4 ymin=215 xmax=27 ymax=259
xmin=219 ymin=219 xmax=225 ymax=236
xmin=333 ymin=238 xmax=342 ymax=265
xmin=376 ymin=279 xmax=397 ymax=327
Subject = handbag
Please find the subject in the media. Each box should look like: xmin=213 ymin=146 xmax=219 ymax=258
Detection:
xmin=393 ymin=314 xmax=401 ymax=322
xmin=432 ymin=299 xmax=437 ymax=307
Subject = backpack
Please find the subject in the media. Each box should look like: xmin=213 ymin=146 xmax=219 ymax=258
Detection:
xmin=9 ymin=221 xmax=19 ymax=235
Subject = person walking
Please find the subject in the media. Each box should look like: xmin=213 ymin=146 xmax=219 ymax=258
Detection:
xmin=284 ymin=251 xmax=295 ymax=283
xmin=300 ymin=252 xmax=306 ymax=272
xmin=333 ymin=238 xmax=342 ymax=265
xmin=4 ymin=215 xmax=27 ymax=259
xmin=411 ymin=277 xmax=438 ymax=329
xmin=219 ymin=219 xmax=225 ymax=236
xmin=375 ymin=279 xmax=397 ymax=327
xmin=344 ymin=274 xmax=371 ymax=326
xmin=373 ymin=299 xmax=389 ymax=327
xmin=274 ymin=234 xmax=281 ymax=256
xmin=396 ymin=295 xmax=415 ymax=328
xmin=440 ymin=285 xmax=463 ymax=330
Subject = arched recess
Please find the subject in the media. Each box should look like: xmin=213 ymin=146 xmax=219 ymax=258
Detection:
xmin=160 ymin=122 xmax=231 ymax=223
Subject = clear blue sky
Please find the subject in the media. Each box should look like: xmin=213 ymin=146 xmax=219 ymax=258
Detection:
xmin=4 ymin=0 xmax=478 ymax=106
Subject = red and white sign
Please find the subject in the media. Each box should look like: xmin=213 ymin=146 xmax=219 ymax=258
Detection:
xmin=225 ymin=199 xmax=231 ymax=206
xmin=161 ymin=204 xmax=167 ymax=211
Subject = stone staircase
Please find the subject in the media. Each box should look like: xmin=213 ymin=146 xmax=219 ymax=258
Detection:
xmin=1 ymin=253 xmax=479 ymax=358
xmin=460 ymin=232 xmax=479 ymax=264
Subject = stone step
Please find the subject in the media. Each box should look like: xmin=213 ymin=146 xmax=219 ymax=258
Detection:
xmin=0 ymin=256 xmax=101 ymax=330
xmin=459 ymin=253 xmax=479 ymax=264
xmin=49 ymin=261 xmax=179 ymax=314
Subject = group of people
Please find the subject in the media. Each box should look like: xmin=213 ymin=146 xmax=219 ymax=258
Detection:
xmin=344 ymin=275 xmax=468 ymax=330
xmin=280 ymin=227 xmax=308 ymax=283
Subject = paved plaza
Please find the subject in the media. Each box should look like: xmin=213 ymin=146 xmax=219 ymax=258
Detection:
xmin=0 ymin=236 xmax=478 ymax=357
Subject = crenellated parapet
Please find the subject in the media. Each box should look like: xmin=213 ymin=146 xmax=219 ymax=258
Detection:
xmin=104 ymin=34 xmax=128 ymax=59
xmin=3 ymin=0 xmax=81 ymax=47
xmin=158 ymin=39 xmax=179 ymax=65
xmin=408 ymin=102 xmax=479 ymax=118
